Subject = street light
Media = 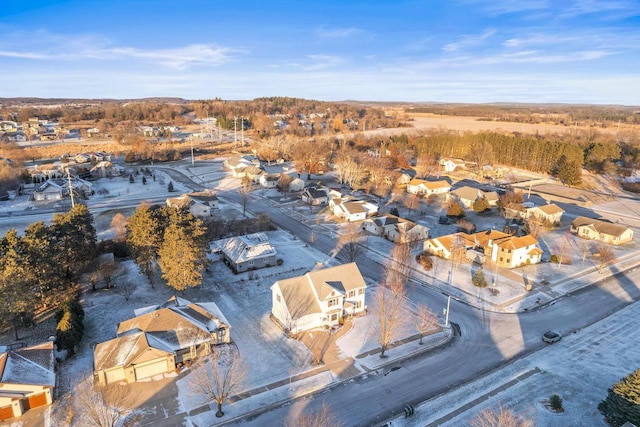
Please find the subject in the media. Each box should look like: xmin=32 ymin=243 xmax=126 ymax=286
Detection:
xmin=233 ymin=116 xmax=238 ymax=149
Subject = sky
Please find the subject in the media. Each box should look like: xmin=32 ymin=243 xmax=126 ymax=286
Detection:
xmin=1 ymin=0 xmax=639 ymax=104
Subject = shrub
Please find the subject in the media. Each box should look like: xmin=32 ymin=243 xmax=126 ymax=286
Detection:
xmin=415 ymin=252 xmax=433 ymax=270
xmin=472 ymin=268 xmax=487 ymax=287
xmin=550 ymin=254 xmax=559 ymax=264
xmin=447 ymin=201 xmax=465 ymax=218
xmin=550 ymin=394 xmax=564 ymax=412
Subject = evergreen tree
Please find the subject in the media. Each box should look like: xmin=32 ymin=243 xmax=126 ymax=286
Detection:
xmin=55 ymin=310 xmax=83 ymax=355
xmin=51 ymin=204 xmax=97 ymax=277
xmin=472 ymin=268 xmax=487 ymax=287
xmin=0 ymin=229 xmax=37 ymax=340
xmin=126 ymin=203 xmax=161 ymax=286
xmin=599 ymin=368 xmax=640 ymax=427
xmin=157 ymin=211 xmax=207 ymax=292
xmin=168 ymin=181 xmax=175 ymax=192
xmin=554 ymin=155 xmax=583 ymax=186
xmin=23 ymin=221 xmax=64 ymax=307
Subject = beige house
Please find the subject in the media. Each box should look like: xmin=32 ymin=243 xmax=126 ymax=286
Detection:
xmin=271 ymin=263 xmax=367 ymax=334
xmin=424 ymin=229 xmax=543 ymax=268
xmin=406 ymin=179 xmax=451 ymax=196
xmin=505 ymin=203 xmax=564 ymax=225
xmin=571 ymin=216 xmax=633 ymax=245
xmin=363 ymin=215 xmax=429 ymax=243
xmin=439 ymin=157 xmax=465 ymax=172
xmin=166 ymin=190 xmax=218 ymax=217
xmin=0 ymin=342 xmax=56 ymax=421
xmin=94 ymin=296 xmax=230 ymax=385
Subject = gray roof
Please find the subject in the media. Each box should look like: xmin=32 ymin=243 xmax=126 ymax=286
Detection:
xmin=0 ymin=341 xmax=55 ymax=387
xmin=217 ymin=233 xmax=277 ymax=264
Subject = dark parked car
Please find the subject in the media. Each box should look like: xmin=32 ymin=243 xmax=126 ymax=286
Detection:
xmin=542 ymin=331 xmax=562 ymax=343
xmin=438 ymin=216 xmax=449 ymax=224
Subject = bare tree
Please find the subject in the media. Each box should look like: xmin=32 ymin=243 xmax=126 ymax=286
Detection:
xmin=283 ymin=402 xmax=344 ymax=427
xmin=338 ymin=223 xmax=365 ymax=263
xmin=372 ymin=244 xmax=411 ymax=358
xmin=470 ymin=404 xmax=532 ymax=427
xmin=110 ymin=213 xmax=127 ymax=242
xmin=577 ymin=239 xmax=592 ymax=262
xmin=372 ymin=282 xmax=407 ymax=358
xmin=451 ymin=234 xmax=467 ymax=270
xmin=122 ymin=281 xmax=135 ymax=301
xmin=75 ymin=378 xmax=140 ymax=427
xmin=403 ymin=193 xmax=421 ymax=217
xmin=190 ymin=346 xmax=248 ymax=417
xmin=555 ymin=235 xmax=572 ymax=267
xmin=595 ymin=242 xmax=616 ymax=274
xmin=415 ymin=305 xmax=438 ymax=345
xmin=99 ymin=262 xmax=118 ymax=289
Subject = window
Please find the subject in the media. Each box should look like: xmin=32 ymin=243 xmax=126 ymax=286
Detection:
xmin=276 ymin=294 xmax=281 ymax=303
xmin=508 ymin=249 xmax=512 ymax=254
xmin=328 ymin=298 xmax=338 ymax=307
xmin=249 ymin=259 xmax=254 ymax=265
xmin=348 ymin=290 xmax=355 ymax=298
xmin=500 ymin=257 xmax=503 ymax=262
xmin=506 ymin=259 xmax=511 ymax=264
xmin=355 ymin=301 xmax=361 ymax=309
xmin=331 ymin=314 xmax=338 ymax=321
xmin=358 ymin=288 xmax=364 ymax=295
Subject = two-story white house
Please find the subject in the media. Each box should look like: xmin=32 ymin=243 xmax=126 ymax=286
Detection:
xmin=270 ymin=263 xmax=367 ymax=334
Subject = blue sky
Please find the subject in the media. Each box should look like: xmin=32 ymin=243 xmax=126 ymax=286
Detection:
xmin=1 ymin=0 xmax=639 ymax=104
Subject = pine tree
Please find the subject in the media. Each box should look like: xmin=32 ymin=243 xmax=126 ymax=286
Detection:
xmin=157 ymin=212 xmax=207 ymax=291
xmin=126 ymin=203 xmax=161 ymax=286
xmin=472 ymin=268 xmax=487 ymax=287
xmin=168 ymin=181 xmax=175 ymax=192
xmin=51 ymin=204 xmax=97 ymax=277
xmin=599 ymin=368 xmax=640 ymax=426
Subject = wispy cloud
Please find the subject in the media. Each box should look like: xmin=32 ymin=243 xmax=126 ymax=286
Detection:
xmin=316 ymin=26 xmax=363 ymax=39
xmin=0 ymin=31 xmax=241 ymax=68
xmin=286 ymin=54 xmax=344 ymax=71
xmin=557 ymin=0 xmax=638 ymax=19
xmin=468 ymin=0 xmax=551 ymax=15
xmin=442 ymin=29 xmax=496 ymax=52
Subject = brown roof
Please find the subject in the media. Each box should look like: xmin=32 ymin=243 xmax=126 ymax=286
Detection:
xmin=493 ymin=234 xmax=539 ymax=250
xmin=536 ymin=204 xmax=564 ymax=215
xmin=572 ymin=216 xmax=630 ymax=237
xmin=408 ymin=179 xmax=450 ymax=189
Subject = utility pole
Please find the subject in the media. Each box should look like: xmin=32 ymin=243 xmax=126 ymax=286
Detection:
xmin=66 ymin=167 xmax=75 ymax=208
xmin=443 ymin=295 xmax=451 ymax=328
xmin=233 ymin=117 xmax=238 ymax=149
xmin=241 ymin=116 xmax=244 ymax=146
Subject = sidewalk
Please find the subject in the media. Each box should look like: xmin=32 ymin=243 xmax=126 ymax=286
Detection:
xmin=146 ymin=327 xmax=454 ymax=426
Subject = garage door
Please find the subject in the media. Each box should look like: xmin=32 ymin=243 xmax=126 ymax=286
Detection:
xmin=105 ymin=368 xmax=126 ymax=384
xmin=27 ymin=393 xmax=48 ymax=409
xmin=0 ymin=405 xmax=15 ymax=421
xmin=134 ymin=359 xmax=169 ymax=381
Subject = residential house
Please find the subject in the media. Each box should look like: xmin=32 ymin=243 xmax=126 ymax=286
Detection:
xmin=86 ymin=127 xmax=100 ymax=137
xmin=448 ymin=186 xmax=486 ymax=209
xmin=439 ymin=157 xmax=465 ymax=173
xmin=215 ymin=233 xmax=277 ymax=273
xmin=0 ymin=121 xmax=18 ymax=133
xmin=259 ymin=173 xmax=280 ymax=188
xmin=73 ymin=153 xmax=92 ymax=164
xmin=424 ymin=229 xmax=543 ymax=268
xmin=505 ymin=203 xmax=564 ymax=225
xmin=385 ymin=220 xmax=430 ymax=243
xmin=484 ymin=191 xmax=500 ymax=207
xmin=332 ymin=199 xmax=378 ymax=222
xmin=33 ymin=178 xmax=92 ymax=201
xmin=571 ymin=216 xmax=634 ymax=245
xmin=223 ymin=156 xmax=257 ymax=178
xmin=166 ymin=190 xmax=218 ymax=217
xmin=90 ymin=161 xmax=117 ymax=178
xmin=243 ymin=165 xmax=264 ymax=182
xmin=406 ymin=179 xmax=451 ymax=196
xmin=93 ymin=151 xmax=112 ymax=162
xmin=93 ymin=296 xmax=230 ymax=385
xmin=301 ymin=186 xmax=328 ymax=205
xmin=0 ymin=341 xmax=56 ymax=421
xmin=271 ymin=263 xmax=367 ymax=334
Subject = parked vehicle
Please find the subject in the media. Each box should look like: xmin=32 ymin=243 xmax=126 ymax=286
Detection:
xmin=542 ymin=331 xmax=562 ymax=343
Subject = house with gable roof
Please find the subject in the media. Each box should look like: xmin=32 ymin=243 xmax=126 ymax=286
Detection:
xmin=406 ymin=179 xmax=451 ymax=196
xmin=504 ymin=202 xmax=564 ymax=225
xmin=448 ymin=186 xmax=486 ymax=209
xmin=166 ymin=190 xmax=218 ymax=217
xmin=93 ymin=296 xmax=230 ymax=385
xmin=571 ymin=216 xmax=633 ymax=245
xmin=439 ymin=157 xmax=466 ymax=172
xmin=271 ymin=263 xmax=367 ymax=334
xmin=424 ymin=229 xmax=543 ymax=268
xmin=215 ymin=233 xmax=277 ymax=273
xmin=0 ymin=341 xmax=56 ymax=421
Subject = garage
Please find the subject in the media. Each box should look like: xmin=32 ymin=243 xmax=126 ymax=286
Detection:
xmin=104 ymin=368 xmax=126 ymax=384
xmin=134 ymin=359 xmax=170 ymax=381
xmin=27 ymin=393 xmax=48 ymax=409
xmin=0 ymin=405 xmax=15 ymax=421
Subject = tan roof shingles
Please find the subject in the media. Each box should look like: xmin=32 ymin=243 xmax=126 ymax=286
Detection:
xmin=572 ymin=216 xmax=630 ymax=237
